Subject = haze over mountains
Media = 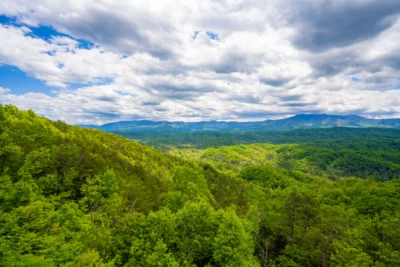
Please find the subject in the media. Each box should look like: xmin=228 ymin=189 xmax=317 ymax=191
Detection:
xmin=81 ymin=114 xmax=400 ymax=132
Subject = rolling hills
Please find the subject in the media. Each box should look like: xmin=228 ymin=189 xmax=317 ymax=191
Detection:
xmin=80 ymin=114 xmax=400 ymax=132
xmin=2 ymin=104 xmax=400 ymax=266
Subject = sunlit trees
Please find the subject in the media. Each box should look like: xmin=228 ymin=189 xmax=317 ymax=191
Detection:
xmin=1 ymin=104 xmax=400 ymax=266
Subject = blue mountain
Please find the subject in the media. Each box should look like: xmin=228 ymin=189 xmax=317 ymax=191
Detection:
xmin=79 ymin=114 xmax=400 ymax=132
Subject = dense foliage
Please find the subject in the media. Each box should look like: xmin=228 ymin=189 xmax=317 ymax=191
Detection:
xmin=1 ymin=104 xmax=400 ymax=266
xmin=117 ymin=127 xmax=400 ymax=150
xmin=170 ymin=140 xmax=400 ymax=181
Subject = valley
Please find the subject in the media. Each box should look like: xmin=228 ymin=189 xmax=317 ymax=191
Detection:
xmin=1 ymin=105 xmax=400 ymax=266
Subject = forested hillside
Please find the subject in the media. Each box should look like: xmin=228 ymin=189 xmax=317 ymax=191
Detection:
xmin=1 ymin=104 xmax=400 ymax=266
xmin=170 ymin=141 xmax=400 ymax=181
xmin=118 ymin=127 xmax=400 ymax=150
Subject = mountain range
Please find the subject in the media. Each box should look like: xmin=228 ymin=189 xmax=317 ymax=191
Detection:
xmin=80 ymin=114 xmax=400 ymax=132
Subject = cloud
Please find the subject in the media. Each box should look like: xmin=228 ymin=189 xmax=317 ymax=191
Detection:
xmin=282 ymin=0 xmax=400 ymax=52
xmin=0 ymin=86 xmax=10 ymax=93
xmin=0 ymin=24 xmax=126 ymax=88
xmin=260 ymin=78 xmax=291 ymax=87
xmin=0 ymin=87 xmax=11 ymax=103
xmin=0 ymin=0 xmax=400 ymax=123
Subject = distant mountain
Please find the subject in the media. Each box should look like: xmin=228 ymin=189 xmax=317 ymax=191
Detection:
xmin=79 ymin=114 xmax=400 ymax=132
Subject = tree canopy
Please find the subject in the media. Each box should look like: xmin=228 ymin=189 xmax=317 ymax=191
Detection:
xmin=1 ymin=104 xmax=400 ymax=266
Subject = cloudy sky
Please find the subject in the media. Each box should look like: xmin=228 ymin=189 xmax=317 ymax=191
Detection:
xmin=1 ymin=0 xmax=400 ymax=124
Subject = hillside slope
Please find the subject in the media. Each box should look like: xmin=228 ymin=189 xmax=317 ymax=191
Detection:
xmin=0 ymin=105 xmax=257 ymax=266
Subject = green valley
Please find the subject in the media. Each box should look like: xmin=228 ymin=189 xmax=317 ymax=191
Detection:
xmin=1 ymin=105 xmax=400 ymax=266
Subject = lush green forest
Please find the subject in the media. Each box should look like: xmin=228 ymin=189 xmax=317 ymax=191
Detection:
xmin=169 ymin=141 xmax=400 ymax=181
xmin=117 ymin=128 xmax=400 ymax=151
xmin=1 ymin=104 xmax=400 ymax=266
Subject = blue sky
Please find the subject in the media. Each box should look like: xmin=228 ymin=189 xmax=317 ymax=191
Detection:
xmin=0 ymin=15 xmax=52 ymax=95
xmin=1 ymin=0 xmax=400 ymax=124
xmin=0 ymin=14 xmax=94 ymax=95
xmin=0 ymin=65 xmax=53 ymax=95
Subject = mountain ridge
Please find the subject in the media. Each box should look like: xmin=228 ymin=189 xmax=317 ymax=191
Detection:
xmin=79 ymin=114 xmax=400 ymax=132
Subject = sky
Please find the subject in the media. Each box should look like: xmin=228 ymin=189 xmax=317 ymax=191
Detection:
xmin=1 ymin=0 xmax=400 ymax=125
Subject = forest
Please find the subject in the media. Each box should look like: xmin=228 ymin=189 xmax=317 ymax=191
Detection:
xmin=117 ymin=128 xmax=400 ymax=151
xmin=1 ymin=104 xmax=400 ymax=266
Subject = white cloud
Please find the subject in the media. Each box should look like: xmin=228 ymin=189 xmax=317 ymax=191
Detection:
xmin=0 ymin=86 xmax=10 ymax=95
xmin=0 ymin=0 xmax=400 ymax=123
